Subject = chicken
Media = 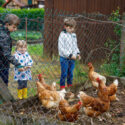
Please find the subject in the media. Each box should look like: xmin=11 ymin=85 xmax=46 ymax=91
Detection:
xmin=77 ymin=91 xmax=110 ymax=113
xmin=96 ymin=78 xmax=119 ymax=101
xmin=36 ymin=81 xmax=66 ymax=109
xmin=38 ymin=73 xmax=56 ymax=91
xmin=65 ymin=91 xmax=75 ymax=102
xmin=88 ymin=62 xmax=106 ymax=89
xmin=58 ymin=99 xmax=82 ymax=122
xmin=78 ymin=91 xmax=110 ymax=125
xmin=83 ymin=107 xmax=101 ymax=117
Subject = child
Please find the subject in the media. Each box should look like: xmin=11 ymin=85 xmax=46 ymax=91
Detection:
xmin=14 ymin=40 xmax=33 ymax=99
xmin=0 ymin=14 xmax=22 ymax=86
xmin=58 ymin=17 xmax=81 ymax=90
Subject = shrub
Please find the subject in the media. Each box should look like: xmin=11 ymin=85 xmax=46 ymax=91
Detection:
xmin=0 ymin=8 xmax=44 ymax=30
xmin=0 ymin=0 xmax=4 ymax=7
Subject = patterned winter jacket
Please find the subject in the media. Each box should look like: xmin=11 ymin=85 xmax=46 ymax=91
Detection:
xmin=0 ymin=21 xmax=20 ymax=70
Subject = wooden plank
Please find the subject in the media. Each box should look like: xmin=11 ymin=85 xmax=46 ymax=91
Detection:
xmin=0 ymin=78 xmax=14 ymax=102
xmin=45 ymin=0 xmax=125 ymax=15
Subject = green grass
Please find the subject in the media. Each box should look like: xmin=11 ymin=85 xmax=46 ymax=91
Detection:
xmin=12 ymin=44 xmax=43 ymax=57
xmin=27 ymin=44 xmax=43 ymax=56
xmin=11 ymin=30 xmax=42 ymax=41
xmin=10 ymin=44 xmax=88 ymax=98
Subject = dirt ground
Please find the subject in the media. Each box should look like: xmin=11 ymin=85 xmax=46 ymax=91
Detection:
xmin=0 ymin=81 xmax=125 ymax=125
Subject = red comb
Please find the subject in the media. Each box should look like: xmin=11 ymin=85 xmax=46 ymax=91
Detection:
xmin=38 ymin=74 xmax=42 ymax=78
xmin=88 ymin=62 xmax=92 ymax=65
xmin=78 ymin=101 xmax=82 ymax=105
xmin=96 ymin=78 xmax=100 ymax=81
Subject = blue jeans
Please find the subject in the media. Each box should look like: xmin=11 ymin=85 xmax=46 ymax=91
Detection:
xmin=60 ymin=57 xmax=75 ymax=88
xmin=18 ymin=80 xmax=27 ymax=89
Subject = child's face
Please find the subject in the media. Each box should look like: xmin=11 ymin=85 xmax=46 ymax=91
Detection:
xmin=17 ymin=46 xmax=27 ymax=54
xmin=6 ymin=24 xmax=17 ymax=32
xmin=65 ymin=26 xmax=75 ymax=33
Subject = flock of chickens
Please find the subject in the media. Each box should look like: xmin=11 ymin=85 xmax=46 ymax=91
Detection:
xmin=36 ymin=62 xmax=119 ymax=123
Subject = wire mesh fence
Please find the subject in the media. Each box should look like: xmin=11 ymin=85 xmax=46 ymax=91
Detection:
xmin=0 ymin=8 xmax=124 ymax=125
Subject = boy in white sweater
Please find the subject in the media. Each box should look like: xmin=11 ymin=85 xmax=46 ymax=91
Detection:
xmin=58 ymin=17 xmax=81 ymax=90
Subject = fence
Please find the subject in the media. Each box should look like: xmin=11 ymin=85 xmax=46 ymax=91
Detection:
xmin=44 ymin=9 xmax=121 ymax=64
xmin=45 ymin=0 xmax=125 ymax=15
xmin=0 ymin=9 xmax=124 ymax=125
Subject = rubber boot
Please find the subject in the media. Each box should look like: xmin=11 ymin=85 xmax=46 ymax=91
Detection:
xmin=22 ymin=88 xmax=27 ymax=99
xmin=17 ymin=89 xmax=23 ymax=99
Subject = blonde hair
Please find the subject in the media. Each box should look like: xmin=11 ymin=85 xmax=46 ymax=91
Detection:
xmin=64 ymin=17 xmax=76 ymax=28
xmin=16 ymin=40 xmax=27 ymax=50
xmin=4 ymin=14 xmax=20 ymax=26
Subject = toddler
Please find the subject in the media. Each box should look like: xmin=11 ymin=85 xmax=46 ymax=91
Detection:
xmin=14 ymin=40 xmax=33 ymax=99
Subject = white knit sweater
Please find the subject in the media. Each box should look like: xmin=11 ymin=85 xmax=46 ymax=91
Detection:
xmin=58 ymin=30 xmax=80 ymax=58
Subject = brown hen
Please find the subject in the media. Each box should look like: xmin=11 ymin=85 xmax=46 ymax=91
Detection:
xmin=58 ymin=99 xmax=82 ymax=122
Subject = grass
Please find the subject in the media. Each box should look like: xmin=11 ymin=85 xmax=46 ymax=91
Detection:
xmin=9 ymin=44 xmax=88 ymax=99
xmin=12 ymin=44 xmax=43 ymax=56
xmin=10 ymin=30 xmax=42 ymax=41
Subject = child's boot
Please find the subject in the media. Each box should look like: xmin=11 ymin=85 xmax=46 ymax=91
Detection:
xmin=22 ymin=88 xmax=27 ymax=99
xmin=17 ymin=89 xmax=23 ymax=99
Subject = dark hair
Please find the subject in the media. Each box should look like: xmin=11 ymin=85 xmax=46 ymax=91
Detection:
xmin=4 ymin=14 xmax=20 ymax=26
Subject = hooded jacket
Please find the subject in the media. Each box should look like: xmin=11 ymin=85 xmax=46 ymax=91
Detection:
xmin=0 ymin=20 xmax=20 ymax=70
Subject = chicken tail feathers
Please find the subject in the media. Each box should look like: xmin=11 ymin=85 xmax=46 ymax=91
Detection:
xmin=113 ymin=79 xmax=118 ymax=87
xmin=52 ymin=82 xmax=56 ymax=87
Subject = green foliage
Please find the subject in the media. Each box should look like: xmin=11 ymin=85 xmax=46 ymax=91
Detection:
xmin=74 ymin=61 xmax=88 ymax=83
xmin=27 ymin=44 xmax=43 ymax=56
xmin=109 ymin=7 xmax=120 ymax=22
xmin=104 ymin=39 xmax=120 ymax=64
xmin=103 ymin=7 xmax=121 ymax=76
xmin=109 ymin=7 xmax=121 ymax=37
xmin=10 ymin=30 xmax=42 ymax=40
xmin=101 ymin=63 xmax=121 ymax=76
xmin=0 ymin=0 xmax=4 ymax=7
xmin=0 ymin=8 xmax=44 ymax=30
xmin=28 ymin=88 xmax=36 ymax=97
xmin=12 ymin=44 xmax=43 ymax=57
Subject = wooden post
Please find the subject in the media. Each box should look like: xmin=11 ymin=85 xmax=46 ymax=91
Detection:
xmin=44 ymin=0 xmax=54 ymax=58
xmin=120 ymin=13 xmax=125 ymax=73
xmin=0 ymin=78 xmax=14 ymax=102
xmin=2 ymin=0 xmax=12 ymax=8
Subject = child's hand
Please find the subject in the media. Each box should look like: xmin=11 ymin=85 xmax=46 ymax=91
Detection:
xmin=24 ymin=66 xmax=31 ymax=70
xmin=18 ymin=68 xmax=25 ymax=72
xmin=71 ymin=55 xmax=76 ymax=60
xmin=77 ymin=55 xmax=81 ymax=60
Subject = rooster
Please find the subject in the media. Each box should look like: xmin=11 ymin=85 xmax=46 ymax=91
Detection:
xmin=36 ymin=81 xmax=66 ymax=109
xmin=88 ymin=62 xmax=106 ymax=89
xmin=58 ymin=99 xmax=82 ymax=122
xmin=38 ymin=73 xmax=57 ymax=91
xmin=96 ymin=78 xmax=119 ymax=101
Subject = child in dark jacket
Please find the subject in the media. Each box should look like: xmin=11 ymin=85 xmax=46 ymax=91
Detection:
xmin=0 ymin=14 xmax=22 ymax=86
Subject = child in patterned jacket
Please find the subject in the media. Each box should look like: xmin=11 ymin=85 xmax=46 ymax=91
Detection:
xmin=14 ymin=40 xmax=33 ymax=99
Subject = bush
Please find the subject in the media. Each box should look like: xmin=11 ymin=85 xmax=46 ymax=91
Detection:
xmin=0 ymin=0 xmax=4 ymax=7
xmin=0 ymin=8 xmax=44 ymax=30
xmin=10 ymin=30 xmax=42 ymax=41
